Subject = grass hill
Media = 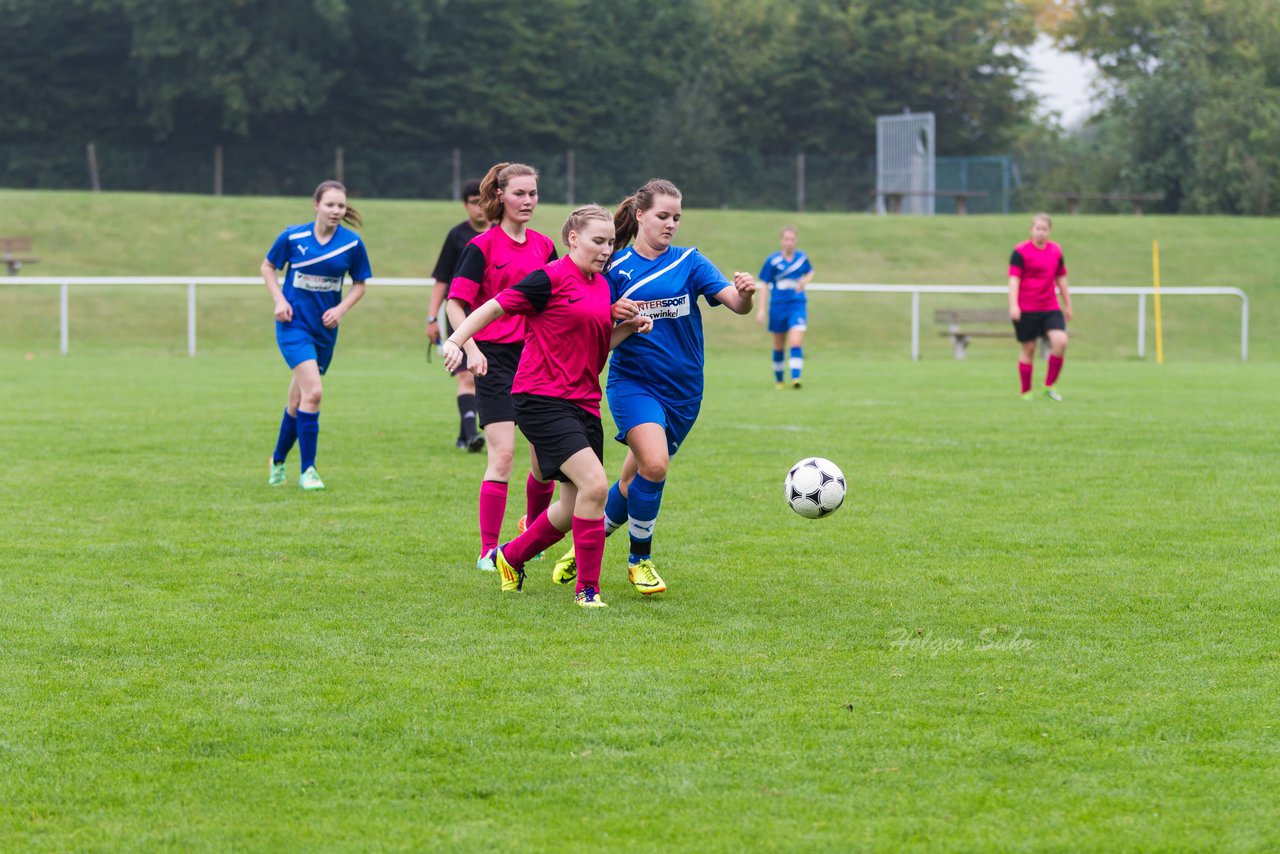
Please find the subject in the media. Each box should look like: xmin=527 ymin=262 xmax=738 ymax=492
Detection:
xmin=1 ymin=189 xmax=1273 ymax=361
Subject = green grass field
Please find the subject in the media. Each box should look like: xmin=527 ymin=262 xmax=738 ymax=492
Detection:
xmin=1 ymin=191 xmax=1278 ymax=850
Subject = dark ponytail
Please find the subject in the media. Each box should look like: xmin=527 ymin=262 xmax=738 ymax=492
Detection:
xmin=613 ymin=194 xmax=640 ymax=249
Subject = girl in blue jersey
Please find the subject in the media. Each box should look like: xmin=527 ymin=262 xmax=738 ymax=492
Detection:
xmin=261 ymin=180 xmax=372 ymax=491
xmin=755 ymin=225 xmax=814 ymax=388
xmin=552 ymin=179 xmax=757 ymax=595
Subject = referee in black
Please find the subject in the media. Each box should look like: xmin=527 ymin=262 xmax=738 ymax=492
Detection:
xmin=427 ymin=179 xmax=490 ymax=451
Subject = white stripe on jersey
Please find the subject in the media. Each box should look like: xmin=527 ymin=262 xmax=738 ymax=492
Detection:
xmin=288 ymin=231 xmax=313 ymax=240
xmin=618 ymin=247 xmax=697 ymax=300
xmin=607 ymin=249 xmax=634 ymax=271
xmin=292 ymin=240 xmax=359 ymax=270
xmin=780 ymin=254 xmax=808 ymax=277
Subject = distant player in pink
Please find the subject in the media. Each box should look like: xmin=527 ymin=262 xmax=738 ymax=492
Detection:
xmin=443 ymin=205 xmax=651 ymax=608
xmin=1009 ymin=212 xmax=1073 ymax=401
xmin=446 ymin=162 xmax=559 ymax=570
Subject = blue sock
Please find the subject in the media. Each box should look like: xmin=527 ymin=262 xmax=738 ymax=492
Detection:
xmin=296 ymin=409 xmax=320 ymax=472
xmin=272 ymin=408 xmax=298 ymax=464
xmin=604 ymin=480 xmax=628 ymax=535
xmin=626 ymin=474 xmax=665 ymax=561
xmin=772 ymin=349 xmax=784 ymax=383
xmin=789 ymin=346 xmax=803 ymax=381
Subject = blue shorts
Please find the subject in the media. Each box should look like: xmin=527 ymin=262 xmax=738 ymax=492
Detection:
xmin=277 ymin=321 xmax=336 ymax=375
xmin=607 ymin=380 xmax=701 ymax=457
xmin=768 ymin=303 xmax=808 ymax=334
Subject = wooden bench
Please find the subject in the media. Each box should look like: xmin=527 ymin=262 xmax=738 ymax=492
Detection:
xmin=1 ymin=236 xmax=39 ymax=275
xmin=935 ymin=309 xmax=1012 ymax=359
xmin=936 ymin=309 xmax=1065 ymax=360
xmin=875 ymin=189 xmax=989 ymax=216
xmin=1047 ymin=192 xmax=1163 ymax=216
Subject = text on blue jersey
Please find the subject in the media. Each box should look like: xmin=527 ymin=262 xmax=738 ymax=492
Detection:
xmin=605 ymin=245 xmax=732 ymax=403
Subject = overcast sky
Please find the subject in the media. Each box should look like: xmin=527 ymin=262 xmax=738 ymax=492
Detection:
xmin=1023 ymin=35 xmax=1099 ymax=125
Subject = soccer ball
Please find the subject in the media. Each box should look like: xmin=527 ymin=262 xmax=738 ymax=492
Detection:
xmin=785 ymin=457 xmax=847 ymax=518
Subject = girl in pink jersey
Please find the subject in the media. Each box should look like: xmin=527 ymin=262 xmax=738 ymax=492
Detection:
xmin=443 ymin=205 xmax=651 ymax=607
xmin=446 ymin=163 xmax=560 ymax=570
xmin=1009 ymin=212 xmax=1073 ymax=401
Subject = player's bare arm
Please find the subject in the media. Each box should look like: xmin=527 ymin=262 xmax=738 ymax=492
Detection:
xmin=610 ymin=314 xmax=652 ymax=349
xmin=446 ymin=297 xmax=485 ymax=365
xmin=714 ymin=273 xmax=757 ymax=315
xmin=427 ymin=281 xmax=448 ymax=338
xmin=261 ymin=259 xmax=293 ymax=322
xmin=322 ymin=281 xmax=365 ymax=329
xmin=443 ymin=298 xmax=504 ymax=374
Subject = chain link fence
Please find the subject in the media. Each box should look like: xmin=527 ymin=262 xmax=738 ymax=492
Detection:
xmin=1 ymin=143 xmax=1011 ymax=213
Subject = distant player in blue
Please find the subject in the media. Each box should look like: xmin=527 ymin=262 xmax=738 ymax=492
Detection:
xmin=551 ymin=179 xmax=757 ymax=596
xmin=260 ymin=180 xmax=372 ymax=491
xmin=755 ymin=225 xmax=814 ymax=389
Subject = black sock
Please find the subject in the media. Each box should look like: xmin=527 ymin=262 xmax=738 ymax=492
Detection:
xmin=458 ymin=393 xmax=479 ymax=441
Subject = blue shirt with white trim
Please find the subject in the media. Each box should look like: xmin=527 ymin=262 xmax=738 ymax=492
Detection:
xmin=266 ymin=223 xmax=372 ymax=344
xmin=759 ymin=250 xmax=812 ymax=307
xmin=606 ymin=245 xmax=730 ymax=403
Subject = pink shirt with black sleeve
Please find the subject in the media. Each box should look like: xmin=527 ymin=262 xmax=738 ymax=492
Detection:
xmin=1010 ymin=240 xmax=1067 ymax=312
xmin=494 ymin=256 xmax=613 ymax=416
xmin=449 ymin=226 xmax=558 ymax=345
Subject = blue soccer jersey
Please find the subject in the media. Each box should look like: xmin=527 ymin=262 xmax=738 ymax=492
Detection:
xmin=606 ymin=245 xmax=731 ymax=402
xmin=759 ymin=250 xmax=812 ymax=307
xmin=266 ymin=223 xmax=372 ymax=347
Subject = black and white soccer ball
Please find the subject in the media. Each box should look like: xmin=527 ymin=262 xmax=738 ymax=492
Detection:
xmin=785 ymin=457 xmax=847 ymax=519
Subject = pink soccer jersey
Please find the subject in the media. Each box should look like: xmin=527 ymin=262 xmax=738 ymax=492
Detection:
xmin=449 ymin=226 xmax=557 ymax=344
xmin=1009 ymin=240 xmax=1067 ymax=312
xmin=495 ymin=255 xmax=613 ymax=415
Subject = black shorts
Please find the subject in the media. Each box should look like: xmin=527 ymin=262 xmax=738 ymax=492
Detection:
xmin=1013 ymin=310 xmax=1066 ymax=343
xmin=475 ymin=341 xmax=522 ymax=426
xmin=513 ymin=393 xmax=604 ymax=483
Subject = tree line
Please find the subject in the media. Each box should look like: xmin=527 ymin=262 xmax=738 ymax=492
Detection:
xmin=1021 ymin=0 xmax=1280 ymax=215
xmin=0 ymin=0 xmax=1036 ymax=204
xmin=3 ymin=0 xmax=1277 ymax=214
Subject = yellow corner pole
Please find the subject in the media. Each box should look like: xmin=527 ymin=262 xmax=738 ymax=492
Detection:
xmin=1153 ymin=239 xmax=1164 ymax=364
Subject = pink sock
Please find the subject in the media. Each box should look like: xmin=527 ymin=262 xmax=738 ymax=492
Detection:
xmin=504 ymin=511 xmax=567 ymax=567
xmin=1018 ymin=361 xmax=1033 ymax=393
xmin=572 ymin=516 xmax=605 ymax=593
xmin=478 ymin=480 xmax=508 ymax=556
xmin=525 ymin=474 xmax=555 ymax=524
xmin=1046 ymin=354 xmax=1064 ymax=387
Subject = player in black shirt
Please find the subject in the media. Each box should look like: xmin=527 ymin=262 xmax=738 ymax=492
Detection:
xmin=428 ymin=179 xmax=489 ymax=451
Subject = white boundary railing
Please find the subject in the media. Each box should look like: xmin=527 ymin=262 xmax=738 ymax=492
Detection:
xmin=807 ymin=283 xmax=1249 ymax=362
xmin=6 ymin=276 xmax=435 ymax=358
xmin=3 ymin=278 xmax=1250 ymax=362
